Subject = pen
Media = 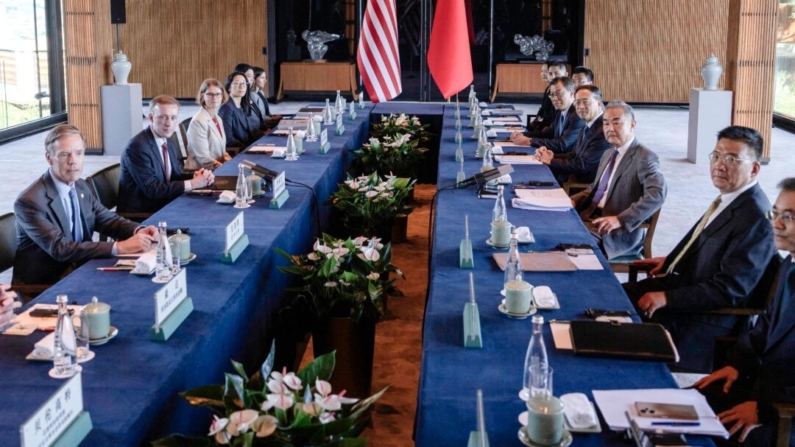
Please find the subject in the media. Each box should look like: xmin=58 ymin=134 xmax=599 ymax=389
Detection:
xmin=97 ymin=267 xmax=133 ymax=271
xmin=650 ymin=421 xmax=701 ymax=427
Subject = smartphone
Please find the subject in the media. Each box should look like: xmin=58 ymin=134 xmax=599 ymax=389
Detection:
xmin=527 ymin=181 xmax=555 ymax=187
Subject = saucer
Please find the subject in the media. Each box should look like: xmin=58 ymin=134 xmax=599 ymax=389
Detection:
xmin=215 ymin=199 xmax=234 ymax=205
xmin=180 ymin=253 xmax=197 ymax=266
xmin=49 ymin=364 xmax=82 ymax=380
xmin=486 ymin=238 xmax=510 ymax=249
xmin=498 ymin=302 xmax=537 ymax=319
xmin=233 ymin=203 xmax=251 ymax=209
xmin=89 ymin=326 xmax=118 ymax=346
xmin=518 ymin=427 xmax=572 ymax=447
xmin=130 ymin=267 xmax=155 ymax=276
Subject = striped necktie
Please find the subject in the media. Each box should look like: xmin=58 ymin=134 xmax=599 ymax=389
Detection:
xmin=161 ymin=142 xmax=171 ymax=181
xmin=68 ymin=186 xmax=83 ymax=242
xmin=665 ymin=196 xmax=722 ymax=275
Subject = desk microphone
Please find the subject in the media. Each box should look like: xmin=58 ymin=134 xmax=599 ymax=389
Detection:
xmin=456 ymin=165 xmax=514 ymax=188
xmin=240 ymin=159 xmax=291 ymax=182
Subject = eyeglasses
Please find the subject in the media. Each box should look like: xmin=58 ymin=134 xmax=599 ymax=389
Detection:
xmin=548 ymin=91 xmax=567 ymax=99
xmin=708 ymin=152 xmax=754 ymax=165
xmin=766 ymin=210 xmax=794 ymax=225
xmin=231 ymin=82 xmax=248 ymax=87
xmin=204 ymin=92 xmax=223 ymax=98
xmin=574 ymin=99 xmax=593 ymax=106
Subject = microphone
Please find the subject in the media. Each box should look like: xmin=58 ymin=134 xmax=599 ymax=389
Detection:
xmin=457 ymin=164 xmax=514 ymax=188
xmin=240 ymin=159 xmax=289 ymax=182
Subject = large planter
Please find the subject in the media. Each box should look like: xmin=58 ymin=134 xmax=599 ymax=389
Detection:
xmin=391 ymin=214 xmax=408 ymax=244
xmin=312 ymin=316 xmax=376 ymax=399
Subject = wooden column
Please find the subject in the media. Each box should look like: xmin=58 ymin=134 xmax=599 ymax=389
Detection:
xmin=62 ymin=0 xmax=113 ymax=152
xmin=725 ymin=0 xmax=778 ymax=160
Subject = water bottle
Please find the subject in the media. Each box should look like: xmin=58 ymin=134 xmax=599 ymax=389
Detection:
xmin=456 ymin=157 xmax=466 ymax=186
xmin=493 ymin=185 xmax=507 ymax=222
xmin=334 ymin=90 xmax=343 ymax=114
xmin=523 ymin=315 xmax=548 ymax=396
xmin=53 ymin=294 xmax=77 ymax=376
xmin=471 ymin=111 xmax=482 ymax=139
xmin=235 ymin=164 xmax=249 ymax=208
xmin=504 ymin=233 xmax=523 ymax=285
xmin=481 ymin=144 xmax=493 ymax=171
xmin=358 ymin=93 xmax=365 ymax=109
xmin=323 ymin=98 xmax=333 ymax=125
xmin=286 ymin=127 xmax=298 ymax=161
xmin=478 ymin=126 xmax=490 ymax=159
xmin=455 ymin=139 xmax=464 ymax=163
xmin=305 ymin=113 xmax=317 ymax=142
xmin=156 ymin=221 xmax=172 ymax=281
xmin=171 ymin=229 xmax=182 ymax=275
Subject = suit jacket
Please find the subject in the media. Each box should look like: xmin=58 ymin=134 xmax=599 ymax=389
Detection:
xmin=548 ymin=114 xmax=613 ymax=184
xmin=118 ymin=127 xmax=193 ymax=214
xmin=530 ymin=104 xmax=584 ymax=154
xmin=185 ymin=108 xmax=227 ymax=170
xmin=252 ymin=91 xmax=272 ymax=119
xmin=13 ymin=171 xmax=140 ymax=284
xmin=218 ymin=100 xmax=255 ymax=148
xmin=572 ymin=138 xmax=666 ymax=259
xmin=729 ymin=257 xmax=795 ymax=425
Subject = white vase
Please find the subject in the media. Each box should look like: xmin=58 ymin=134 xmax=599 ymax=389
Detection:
xmin=700 ymin=53 xmax=723 ymax=91
xmin=111 ymin=51 xmax=132 ymax=85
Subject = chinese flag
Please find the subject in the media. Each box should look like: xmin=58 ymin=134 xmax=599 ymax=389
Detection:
xmin=427 ymin=0 xmax=473 ymax=99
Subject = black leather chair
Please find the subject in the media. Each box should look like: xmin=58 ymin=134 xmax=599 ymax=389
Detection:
xmin=0 ymin=212 xmax=51 ymax=302
xmin=85 ymin=163 xmax=150 ymax=225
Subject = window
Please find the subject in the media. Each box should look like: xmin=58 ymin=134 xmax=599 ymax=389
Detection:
xmin=775 ymin=0 xmax=795 ymax=120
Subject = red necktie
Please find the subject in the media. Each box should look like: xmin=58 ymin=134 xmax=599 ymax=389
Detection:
xmin=212 ymin=117 xmax=223 ymax=137
xmin=161 ymin=142 xmax=171 ymax=181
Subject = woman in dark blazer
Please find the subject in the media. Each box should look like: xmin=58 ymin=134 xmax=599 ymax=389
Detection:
xmin=217 ymin=71 xmax=259 ymax=149
xmin=251 ymin=66 xmax=281 ymax=128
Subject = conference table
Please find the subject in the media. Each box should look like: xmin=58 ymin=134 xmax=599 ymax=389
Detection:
xmin=413 ymin=105 xmax=716 ymax=446
xmin=0 ymin=104 xmax=374 ymax=446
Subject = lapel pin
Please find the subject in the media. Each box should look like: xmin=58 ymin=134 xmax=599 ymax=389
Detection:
xmin=80 ymin=193 xmax=85 ymax=199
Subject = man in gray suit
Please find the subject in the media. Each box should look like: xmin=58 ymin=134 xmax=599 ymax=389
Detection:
xmin=13 ymin=125 xmax=158 ymax=285
xmin=571 ymin=101 xmax=667 ymax=260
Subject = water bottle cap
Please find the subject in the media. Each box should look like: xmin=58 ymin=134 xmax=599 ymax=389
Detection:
xmin=532 ymin=315 xmax=544 ymax=324
xmin=56 ymin=294 xmax=68 ymax=303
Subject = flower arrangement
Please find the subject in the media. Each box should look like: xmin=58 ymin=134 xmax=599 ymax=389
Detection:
xmin=325 ymin=173 xmax=415 ymax=240
xmin=153 ymin=343 xmax=386 ymax=447
xmin=350 ymin=135 xmax=429 ymax=180
xmin=276 ymin=233 xmax=404 ymax=324
xmin=369 ymin=113 xmax=430 ymax=143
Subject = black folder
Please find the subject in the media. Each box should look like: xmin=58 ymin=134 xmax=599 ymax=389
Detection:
xmin=569 ymin=320 xmax=678 ymax=362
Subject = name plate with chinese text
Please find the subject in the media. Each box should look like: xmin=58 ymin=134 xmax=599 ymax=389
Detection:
xmin=319 ymin=128 xmax=330 ymax=153
xmin=220 ymin=211 xmax=249 ymax=264
xmin=21 ymin=372 xmax=92 ymax=447
xmin=150 ymin=268 xmax=193 ymax=341
xmin=270 ymin=172 xmax=290 ymax=209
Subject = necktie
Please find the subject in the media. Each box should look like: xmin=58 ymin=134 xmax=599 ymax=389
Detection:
xmin=580 ymin=150 xmax=619 ymax=220
xmin=555 ymin=113 xmax=564 ymax=138
xmin=212 ymin=117 xmax=223 ymax=137
xmin=68 ymin=187 xmax=83 ymax=242
xmin=664 ymin=196 xmax=722 ymax=275
xmin=769 ymin=261 xmax=795 ymax=337
xmin=161 ymin=142 xmax=171 ymax=181
xmin=579 ymin=126 xmax=589 ymax=147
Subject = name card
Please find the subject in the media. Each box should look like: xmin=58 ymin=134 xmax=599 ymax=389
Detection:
xmin=320 ymin=128 xmax=328 ymax=147
xmin=225 ymin=211 xmax=245 ymax=254
xmin=154 ymin=268 xmax=187 ymax=327
xmin=335 ymin=113 xmax=342 ymax=129
xmin=21 ymin=373 xmax=85 ymax=447
xmin=272 ymin=172 xmax=286 ymax=199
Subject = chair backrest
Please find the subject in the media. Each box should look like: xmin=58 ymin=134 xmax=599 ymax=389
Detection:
xmin=167 ymin=132 xmax=188 ymax=169
xmin=180 ymin=117 xmax=192 ymax=144
xmin=640 ymin=207 xmax=662 ymax=259
xmin=0 ymin=212 xmax=17 ymax=273
xmin=86 ymin=163 xmax=121 ymax=210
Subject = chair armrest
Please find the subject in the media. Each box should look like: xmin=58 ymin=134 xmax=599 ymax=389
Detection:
xmin=627 ymin=263 xmax=654 ymax=283
xmin=10 ymin=284 xmax=51 ymax=304
xmin=774 ymin=402 xmax=795 ymax=418
xmin=118 ymin=212 xmax=153 ymax=224
xmin=707 ymin=308 xmax=764 ymax=316
xmin=774 ymin=403 xmax=795 ymax=447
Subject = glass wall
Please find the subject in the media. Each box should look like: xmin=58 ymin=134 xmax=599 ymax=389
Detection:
xmin=0 ymin=0 xmax=65 ymax=141
xmin=775 ymin=0 xmax=795 ymax=119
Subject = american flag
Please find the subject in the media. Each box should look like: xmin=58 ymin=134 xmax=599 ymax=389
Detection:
xmin=357 ymin=0 xmax=402 ymax=103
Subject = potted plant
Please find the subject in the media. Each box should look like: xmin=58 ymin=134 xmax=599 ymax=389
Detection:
xmin=325 ymin=173 xmax=415 ymax=242
xmin=153 ymin=342 xmax=386 ymax=447
xmin=369 ymin=113 xmax=431 ymax=145
xmin=350 ymin=135 xmax=429 ymax=181
xmin=276 ymin=235 xmax=404 ymax=398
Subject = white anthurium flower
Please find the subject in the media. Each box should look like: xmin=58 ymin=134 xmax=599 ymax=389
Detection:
xmin=226 ymin=409 xmax=259 ymax=436
xmin=359 ymin=246 xmax=380 ymax=262
xmin=397 ymin=134 xmax=412 ymax=145
xmin=374 ymin=185 xmax=386 ymax=191
xmin=348 ymin=181 xmax=360 ymax=190
xmin=324 ymin=281 xmax=338 ymax=288
xmin=365 ymin=190 xmax=379 ymax=199
xmin=353 ymin=236 xmax=368 ymax=246
xmin=251 ymin=415 xmax=278 ymax=438
xmin=381 ymin=115 xmax=387 ymax=122
xmin=302 ymin=401 xmax=322 ymax=416
xmin=370 ymin=237 xmax=383 ymax=249
xmin=368 ymin=137 xmax=380 ymax=146
xmin=384 ymin=171 xmax=396 ymax=180
xmin=331 ymin=246 xmax=350 ymax=260
xmin=357 ymin=175 xmax=368 ymax=182
xmin=367 ymin=272 xmax=380 ymax=281
xmin=209 ymin=415 xmax=229 ymax=443
xmin=307 ymin=252 xmax=319 ymax=261
xmin=266 ymin=392 xmax=295 ymax=410
xmin=380 ymin=192 xmax=390 ymax=199
xmin=319 ymin=412 xmax=336 ymax=424
xmin=314 ymin=241 xmax=332 ymax=254
xmin=271 ymin=368 xmax=303 ymax=391
xmin=315 ymin=379 xmax=333 ymax=396
xmin=358 ymin=186 xmax=369 ymax=192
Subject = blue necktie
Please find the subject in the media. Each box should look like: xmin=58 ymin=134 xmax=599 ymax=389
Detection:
xmin=580 ymin=150 xmax=619 ymax=219
xmin=579 ymin=126 xmax=589 ymax=147
xmin=555 ymin=114 xmax=564 ymax=138
xmin=68 ymin=187 xmax=83 ymax=242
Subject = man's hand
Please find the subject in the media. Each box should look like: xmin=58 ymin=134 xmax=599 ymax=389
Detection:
xmin=632 ymin=256 xmax=666 ymax=276
xmin=637 ymin=291 xmax=667 ymax=318
xmin=137 ymin=225 xmax=158 ymax=239
xmin=591 ymin=216 xmax=621 ymax=235
xmin=535 ymin=147 xmax=553 ymax=164
xmin=272 ymin=114 xmax=283 ymax=121
xmin=0 ymin=285 xmax=20 ymax=326
xmin=117 ymin=231 xmax=157 ymax=254
xmin=190 ymin=168 xmax=214 ymax=189
xmin=718 ymin=401 xmax=760 ymax=442
xmin=509 ymin=132 xmax=531 ymax=146
xmin=693 ymin=366 xmax=740 ymax=393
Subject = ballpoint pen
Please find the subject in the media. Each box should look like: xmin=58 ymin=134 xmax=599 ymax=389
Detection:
xmin=650 ymin=421 xmax=701 ymax=427
xmin=97 ymin=267 xmax=133 ymax=271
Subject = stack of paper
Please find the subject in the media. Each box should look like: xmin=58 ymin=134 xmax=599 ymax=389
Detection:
xmin=512 ymin=188 xmax=572 ymax=211
xmin=592 ymin=389 xmax=729 ymax=438
xmin=494 ymin=155 xmax=540 ymax=165
xmin=492 ymin=144 xmax=535 ymax=155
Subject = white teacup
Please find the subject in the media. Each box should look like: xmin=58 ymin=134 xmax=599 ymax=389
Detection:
xmin=83 ymin=297 xmax=110 ymax=340
xmin=168 ymin=233 xmax=191 ymax=262
xmin=491 ymin=220 xmax=514 ymax=247
xmin=505 ymin=280 xmax=533 ymax=314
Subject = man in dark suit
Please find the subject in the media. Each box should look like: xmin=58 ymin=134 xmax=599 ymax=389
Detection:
xmin=694 ymin=177 xmax=795 ymax=447
xmin=510 ymin=76 xmax=584 ymax=154
xmin=534 ymin=85 xmax=613 ymax=184
xmin=13 ymin=125 xmax=158 ymax=285
xmin=623 ymin=126 xmax=778 ymax=372
xmin=571 ymin=65 xmax=594 ymax=87
xmin=568 ymin=100 xmax=667 ymax=259
xmin=118 ymin=95 xmax=215 ymax=215
xmin=525 ymin=61 xmax=566 ymax=136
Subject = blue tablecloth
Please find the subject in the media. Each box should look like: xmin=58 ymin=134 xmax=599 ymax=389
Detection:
xmin=0 ymin=104 xmax=374 ymax=446
xmin=415 ymin=106 xmax=715 ymax=446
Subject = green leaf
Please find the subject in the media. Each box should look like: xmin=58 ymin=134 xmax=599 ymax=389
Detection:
xmin=151 ymin=434 xmax=214 ymax=447
xmin=296 ymin=350 xmax=336 ymax=386
xmin=224 ymin=373 xmax=247 ymax=410
xmin=260 ymin=340 xmax=276 ymax=383
xmin=230 ymin=359 xmax=248 ymax=382
xmin=179 ymin=385 xmax=225 ymax=409
xmin=318 ymin=256 xmax=338 ymax=278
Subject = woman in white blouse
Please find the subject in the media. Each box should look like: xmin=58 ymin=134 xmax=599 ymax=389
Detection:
xmin=185 ymin=79 xmax=231 ymax=170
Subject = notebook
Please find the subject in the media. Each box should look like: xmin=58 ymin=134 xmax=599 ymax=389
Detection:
xmin=569 ymin=320 xmax=679 ymax=362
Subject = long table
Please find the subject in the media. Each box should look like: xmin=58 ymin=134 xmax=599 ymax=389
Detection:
xmin=0 ymin=104 xmax=374 ymax=446
xmin=414 ymin=106 xmax=715 ymax=446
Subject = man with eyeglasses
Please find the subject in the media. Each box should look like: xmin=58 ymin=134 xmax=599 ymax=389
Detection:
xmin=510 ymin=76 xmax=584 ymax=154
xmin=623 ymin=126 xmax=779 ymax=372
xmin=525 ymin=61 xmax=567 ymax=136
xmin=693 ymin=177 xmax=795 ymax=447
xmin=119 ymin=95 xmax=215 ymax=216
xmin=13 ymin=125 xmax=158 ymax=287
